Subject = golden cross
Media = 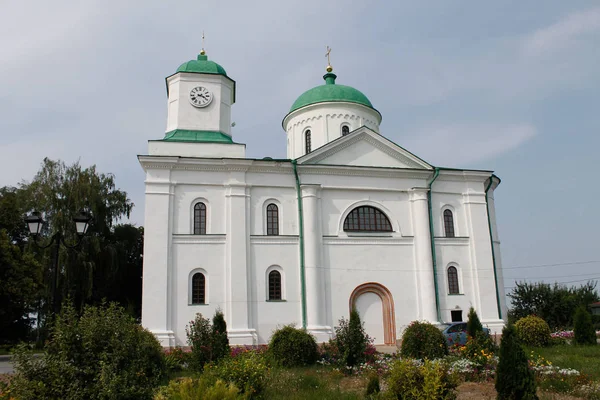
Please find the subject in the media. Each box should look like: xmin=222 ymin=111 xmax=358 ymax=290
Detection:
xmin=202 ymin=31 xmax=205 ymax=51
xmin=325 ymin=45 xmax=332 ymax=65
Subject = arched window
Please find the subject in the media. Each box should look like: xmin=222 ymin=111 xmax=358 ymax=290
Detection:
xmin=443 ymin=209 xmax=455 ymax=237
xmin=343 ymin=206 xmax=393 ymax=232
xmin=191 ymin=273 xmax=206 ymax=304
xmin=268 ymin=270 xmax=282 ymax=300
xmin=266 ymin=203 xmax=279 ymax=236
xmin=193 ymin=202 xmax=207 ymax=235
xmin=305 ymin=130 xmax=312 ymax=154
xmin=341 ymin=125 xmax=350 ymax=136
xmin=447 ymin=266 xmax=459 ymax=294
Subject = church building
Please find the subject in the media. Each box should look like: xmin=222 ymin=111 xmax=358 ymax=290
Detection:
xmin=139 ymin=49 xmax=507 ymax=347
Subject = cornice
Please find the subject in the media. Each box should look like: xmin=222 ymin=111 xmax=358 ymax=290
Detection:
xmin=172 ymin=234 xmax=226 ymax=244
xmin=323 ymin=236 xmax=414 ymax=245
xmin=434 ymin=237 xmax=470 ymax=246
xmin=250 ymin=236 xmax=299 ymax=245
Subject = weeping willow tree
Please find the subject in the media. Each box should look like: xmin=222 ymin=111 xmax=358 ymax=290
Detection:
xmin=20 ymin=158 xmax=135 ymax=328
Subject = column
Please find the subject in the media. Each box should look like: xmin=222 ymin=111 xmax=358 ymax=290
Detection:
xmin=301 ymin=184 xmax=331 ymax=341
xmin=409 ymin=187 xmax=438 ymax=322
xmin=141 ymin=171 xmax=175 ymax=347
xmin=225 ymin=181 xmax=255 ymax=344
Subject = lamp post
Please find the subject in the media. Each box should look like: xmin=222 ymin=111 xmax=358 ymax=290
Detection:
xmin=24 ymin=209 xmax=92 ymax=318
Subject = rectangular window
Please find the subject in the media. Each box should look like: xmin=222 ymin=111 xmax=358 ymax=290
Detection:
xmin=451 ymin=310 xmax=463 ymax=322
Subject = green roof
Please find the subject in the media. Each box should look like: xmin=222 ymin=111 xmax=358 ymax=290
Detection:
xmin=162 ymin=129 xmax=233 ymax=143
xmin=176 ymin=54 xmax=227 ymax=76
xmin=289 ymin=72 xmax=374 ymax=113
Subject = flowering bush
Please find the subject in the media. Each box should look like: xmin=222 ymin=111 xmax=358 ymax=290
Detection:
xmin=186 ymin=313 xmax=213 ymax=371
xmin=164 ymin=347 xmax=191 ymax=372
xmin=515 ymin=315 xmax=551 ymax=347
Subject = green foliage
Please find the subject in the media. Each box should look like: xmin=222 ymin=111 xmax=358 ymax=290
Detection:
xmin=154 ymin=377 xmax=245 ymax=400
xmin=401 ymin=321 xmax=448 ymax=360
xmin=387 ymin=359 xmax=458 ymax=400
xmin=204 ymin=351 xmax=269 ymax=397
xmin=508 ymin=281 xmax=599 ymax=330
xmin=0 ymin=229 xmax=43 ymax=344
xmin=212 ymin=309 xmax=230 ymax=362
xmin=186 ymin=313 xmax=213 ymax=371
xmin=495 ymin=324 xmax=538 ymax=400
xmin=10 ymin=300 xmax=166 ymax=400
xmin=164 ymin=347 xmax=190 ymax=372
xmin=461 ymin=331 xmax=498 ymax=366
xmin=466 ymin=307 xmax=483 ymax=339
xmin=365 ymin=373 xmax=380 ymax=397
xmin=268 ymin=325 xmax=318 ymax=368
xmin=573 ymin=306 xmax=597 ymax=345
xmin=334 ymin=308 xmax=372 ymax=367
xmin=515 ymin=315 xmax=551 ymax=347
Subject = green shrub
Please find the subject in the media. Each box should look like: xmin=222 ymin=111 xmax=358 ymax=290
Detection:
xmin=495 ymin=324 xmax=538 ymax=400
xmin=365 ymin=373 xmax=380 ymax=397
xmin=11 ymin=300 xmax=166 ymax=400
xmin=573 ymin=306 xmax=597 ymax=345
xmin=466 ymin=307 xmax=483 ymax=339
xmin=204 ymin=351 xmax=268 ymax=397
xmin=154 ymin=377 xmax=244 ymax=400
xmin=401 ymin=321 xmax=448 ymax=360
xmin=462 ymin=331 xmax=497 ymax=366
xmin=268 ymin=325 xmax=318 ymax=368
xmin=514 ymin=315 xmax=551 ymax=347
xmin=212 ymin=310 xmax=231 ymax=361
xmin=164 ymin=347 xmax=190 ymax=372
xmin=186 ymin=313 xmax=213 ymax=371
xmin=387 ymin=358 xmax=458 ymax=400
xmin=334 ymin=308 xmax=372 ymax=367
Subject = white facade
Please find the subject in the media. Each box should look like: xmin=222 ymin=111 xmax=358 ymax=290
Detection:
xmin=140 ymin=60 xmax=507 ymax=347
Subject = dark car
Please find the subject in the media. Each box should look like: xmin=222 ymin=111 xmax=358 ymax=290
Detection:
xmin=437 ymin=322 xmax=490 ymax=346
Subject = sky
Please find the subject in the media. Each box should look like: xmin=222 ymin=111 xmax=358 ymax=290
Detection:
xmin=1 ymin=1 xmax=599 ymax=298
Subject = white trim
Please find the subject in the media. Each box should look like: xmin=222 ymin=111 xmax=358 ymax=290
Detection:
xmin=190 ymin=198 xmax=209 ymax=234
xmin=337 ymin=200 xmax=401 ymax=237
xmin=265 ymin=265 xmax=285 ymax=301
xmin=188 ymin=268 xmax=209 ymax=305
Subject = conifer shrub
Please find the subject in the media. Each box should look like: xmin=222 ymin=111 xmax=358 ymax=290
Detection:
xmin=334 ymin=308 xmax=373 ymax=367
xmin=268 ymin=325 xmax=318 ymax=367
xmin=11 ymin=301 xmax=166 ymax=400
xmin=573 ymin=306 xmax=597 ymax=345
xmin=400 ymin=321 xmax=448 ymax=360
xmin=466 ymin=307 xmax=484 ymax=339
xmin=387 ymin=358 xmax=459 ymax=399
xmin=212 ymin=310 xmax=231 ymax=361
xmin=495 ymin=324 xmax=538 ymax=400
xmin=514 ymin=315 xmax=551 ymax=347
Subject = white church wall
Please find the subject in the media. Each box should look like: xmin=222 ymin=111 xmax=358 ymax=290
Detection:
xmin=148 ymin=141 xmax=246 ymax=158
xmin=248 ymin=186 xmax=298 ymax=236
xmin=172 ymin=184 xmax=227 ymax=234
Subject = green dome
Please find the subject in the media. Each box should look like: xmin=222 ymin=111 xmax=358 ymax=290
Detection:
xmin=289 ymin=72 xmax=374 ymax=113
xmin=176 ymin=53 xmax=227 ymax=76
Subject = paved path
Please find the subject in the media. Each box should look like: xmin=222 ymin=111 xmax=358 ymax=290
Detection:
xmin=0 ymin=360 xmax=14 ymax=374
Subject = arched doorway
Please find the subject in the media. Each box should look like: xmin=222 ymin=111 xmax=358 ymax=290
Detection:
xmin=349 ymin=283 xmax=396 ymax=345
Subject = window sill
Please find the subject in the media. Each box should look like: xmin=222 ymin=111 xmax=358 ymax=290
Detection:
xmin=447 ymin=294 xmax=464 ymax=296
xmin=266 ymin=299 xmax=287 ymax=302
xmin=189 ymin=303 xmax=209 ymax=306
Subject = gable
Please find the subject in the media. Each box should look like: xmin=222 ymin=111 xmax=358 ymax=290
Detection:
xmin=297 ymin=127 xmax=431 ymax=169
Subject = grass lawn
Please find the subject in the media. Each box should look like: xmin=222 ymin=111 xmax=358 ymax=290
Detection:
xmin=527 ymin=344 xmax=600 ymax=380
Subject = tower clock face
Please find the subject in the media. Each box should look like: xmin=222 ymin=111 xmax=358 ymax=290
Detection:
xmin=189 ymin=86 xmax=213 ymax=108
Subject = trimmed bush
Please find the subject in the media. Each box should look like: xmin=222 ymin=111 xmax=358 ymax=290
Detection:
xmin=212 ymin=310 xmax=231 ymax=361
xmin=495 ymin=324 xmax=538 ymax=400
xmin=334 ymin=308 xmax=372 ymax=367
xmin=387 ymin=358 xmax=459 ymax=399
xmin=573 ymin=306 xmax=597 ymax=345
xmin=515 ymin=315 xmax=551 ymax=347
xmin=204 ymin=350 xmax=268 ymax=396
xmin=466 ymin=307 xmax=483 ymax=339
xmin=154 ymin=377 xmax=243 ymax=400
xmin=11 ymin=301 xmax=166 ymax=400
xmin=401 ymin=321 xmax=448 ymax=360
xmin=268 ymin=325 xmax=318 ymax=367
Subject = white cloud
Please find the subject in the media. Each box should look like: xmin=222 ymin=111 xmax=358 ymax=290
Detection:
xmin=403 ymin=123 xmax=538 ymax=167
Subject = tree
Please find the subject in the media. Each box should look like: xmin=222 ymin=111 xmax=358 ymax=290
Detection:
xmin=335 ymin=308 xmax=371 ymax=367
xmin=466 ymin=307 xmax=483 ymax=338
xmin=495 ymin=324 xmax=538 ymax=400
xmin=508 ymin=281 xmax=599 ymax=330
xmin=0 ymin=230 xmax=43 ymax=344
xmin=0 ymin=187 xmax=29 ymax=246
xmin=211 ymin=309 xmax=230 ymax=361
xmin=573 ymin=306 xmax=597 ymax=345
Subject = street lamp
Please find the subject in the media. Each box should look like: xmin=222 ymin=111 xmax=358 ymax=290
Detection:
xmin=24 ymin=209 xmax=93 ymax=317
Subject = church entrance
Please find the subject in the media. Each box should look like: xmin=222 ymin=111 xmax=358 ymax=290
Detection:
xmin=349 ymin=283 xmax=396 ymax=345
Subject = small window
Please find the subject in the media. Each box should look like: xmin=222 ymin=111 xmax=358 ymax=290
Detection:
xmin=193 ymin=202 xmax=207 ymax=235
xmin=341 ymin=125 xmax=350 ymax=136
xmin=268 ymin=270 xmax=282 ymax=300
xmin=443 ymin=209 xmax=455 ymax=237
xmin=266 ymin=203 xmax=279 ymax=236
xmin=451 ymin=310 xmax=463 ymax=322
xmin=305 ymin=130 xmax=312 ymax=154
xmin=448 ymin=266 xmax=459 ymax=294
xmin=343 ymin=206 xmax=393 ymax=232
xmin=191 ymin=273 xmax=206 ymax=304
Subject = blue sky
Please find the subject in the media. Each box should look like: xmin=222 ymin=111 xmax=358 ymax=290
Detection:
xmin=1 ymin=1 xmax=599 ymax=297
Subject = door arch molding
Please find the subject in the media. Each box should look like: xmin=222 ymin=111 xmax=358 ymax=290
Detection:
xmin=349 ymin=282 xmax=396 ymax=345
